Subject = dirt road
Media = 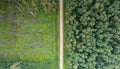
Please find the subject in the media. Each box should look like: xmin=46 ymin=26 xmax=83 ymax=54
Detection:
xmin=60 ymin=0 xmax=63 ymax=69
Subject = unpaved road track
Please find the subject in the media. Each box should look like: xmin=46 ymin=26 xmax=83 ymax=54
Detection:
xmin=60 ymin=0 xmax=63 ymax=69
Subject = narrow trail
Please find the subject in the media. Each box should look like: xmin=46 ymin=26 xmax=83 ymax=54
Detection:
xmin=60 ymin=0 xmax=63 ymax=69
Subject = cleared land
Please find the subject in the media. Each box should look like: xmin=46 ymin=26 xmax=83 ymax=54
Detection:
xmin=0 ymin=1 xmax=59 ymax=69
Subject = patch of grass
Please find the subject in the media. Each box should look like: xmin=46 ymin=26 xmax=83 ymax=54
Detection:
xmin=0 ymin=1 xmax=59 ymax=69
xmin=0 ymin=59 xmax=53 ymax=69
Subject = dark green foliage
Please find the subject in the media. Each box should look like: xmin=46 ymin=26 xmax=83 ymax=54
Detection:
xmin=65 ymin=0 xmax=120 ymax=69
xmin=0 ymin=0 xmax=57 ymax=18
xmin=41 ymin=0 xmax=57 ymax=14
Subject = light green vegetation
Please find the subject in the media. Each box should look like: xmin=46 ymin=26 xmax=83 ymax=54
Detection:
xmin=0 ymin=0 xmax=59 ymax=69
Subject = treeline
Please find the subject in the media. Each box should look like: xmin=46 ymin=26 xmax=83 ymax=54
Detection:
xmin=65 ymin=0 xmax=120 ymax=69
xmin=0 ymin=0 xmax=58 ymax=18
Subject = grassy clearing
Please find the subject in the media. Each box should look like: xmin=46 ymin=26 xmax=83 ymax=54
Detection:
xmin=0 ymin=1 xmax=59 ymax=69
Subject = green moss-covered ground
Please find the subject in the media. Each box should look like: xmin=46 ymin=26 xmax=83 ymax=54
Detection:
xmin=0 ymin=0 xmax=59 ymax=69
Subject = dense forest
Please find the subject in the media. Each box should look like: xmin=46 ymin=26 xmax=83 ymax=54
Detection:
xmin=64 ymin=0 xmax=120 ymax=69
